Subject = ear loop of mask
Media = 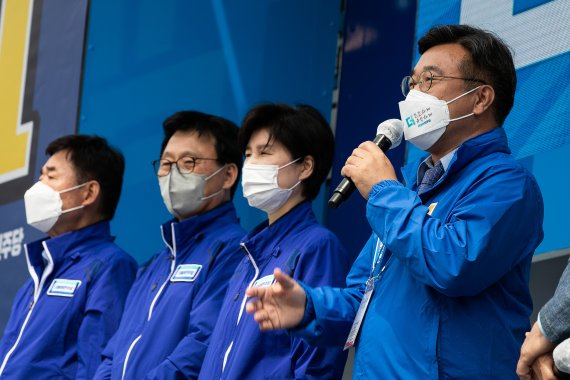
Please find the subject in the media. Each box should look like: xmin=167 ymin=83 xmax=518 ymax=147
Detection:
xmin=59 ymin=182 xmax=89 ymax=214
xmin=200 ymin=165 xmax=227 ymax=201
xmin=278 ymin=157 xmax=302 ymax=170
xmin=278 ymin=157 xmax=303 ymax=191
xmin=445 ymin=85 xmax=481 ymax=123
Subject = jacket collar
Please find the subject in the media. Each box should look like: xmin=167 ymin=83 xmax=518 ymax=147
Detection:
xmin=25 ymin=221 xmax=113 ymax=271
xmin=401 ymin=127 xmax=511 ymax=190
xmin=160 ymin=201 xmax=238 ymax=258
xmin=241 ymin=201 xmax=315 ymax=261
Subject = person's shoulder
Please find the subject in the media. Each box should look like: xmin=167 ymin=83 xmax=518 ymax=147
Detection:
xmin=481 ymin=151 xmax=539 ymax=185
xmin=198 ymin=218 xmax=245 ymax=254
xmin=139 ymin=249 xmax=165 ymax=271
xmin=87 ymin=240 xmax=137 ymax=269
xmin=461 ymin=148 xmax=535 ymax=183
xmin=217 ymin=221 xmax=246 ymax=241
xmin=307 ymin=223 xmax=339 ymax=242
xmin=291 ymin=221 xmax=343 ymax=253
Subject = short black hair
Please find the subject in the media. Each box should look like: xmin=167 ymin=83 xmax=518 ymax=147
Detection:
xmin=418 ymin=24 xmax=516 ymax=126
xmin=161 ymin=111 xmax=241 ymax=198
xmin=46 ymin=134 xmax=125 ymax=220
xmin=239 ymin=104 xmax=334 ymax=200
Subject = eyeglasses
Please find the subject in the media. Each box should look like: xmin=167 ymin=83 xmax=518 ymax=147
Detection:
xmin=152 ymin=156 xmax=218 ymax=176
xmin=401 ymin=70 xmax=486 ymax=96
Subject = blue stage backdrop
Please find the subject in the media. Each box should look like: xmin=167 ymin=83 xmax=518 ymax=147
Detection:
xmin=411 ymin=0 xmax=570 ymax=255
xmin=78 ymin=0 xmax=343 ymax=264
xmin=0 ymin=0 xmax=88 ymax=333
xmin=326 ymin=0 xmax=417 ymax=254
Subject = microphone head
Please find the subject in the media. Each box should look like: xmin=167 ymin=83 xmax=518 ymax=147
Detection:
xmin=376 ymin=119 xmax=404 ymax=149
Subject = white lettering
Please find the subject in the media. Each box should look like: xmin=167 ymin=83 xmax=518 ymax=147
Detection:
xmin=0 ymin=227 xmax=25 ymax=260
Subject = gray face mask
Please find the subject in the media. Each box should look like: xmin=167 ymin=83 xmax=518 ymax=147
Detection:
xmin=158 ymin=165 xmax=225 ymax=220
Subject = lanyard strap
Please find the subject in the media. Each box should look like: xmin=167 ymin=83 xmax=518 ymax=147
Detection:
xmin=371 ymin=234 xmax=394 ymax=282
xmin=371 ymin=237 xmax=385 ymax=274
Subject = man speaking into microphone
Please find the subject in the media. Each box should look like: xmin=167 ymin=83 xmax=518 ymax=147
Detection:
xmin=245 ymin=24 xmax=544 ymax=379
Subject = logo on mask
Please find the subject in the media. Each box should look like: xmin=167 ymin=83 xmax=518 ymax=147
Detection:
xmin=398 ymin=87 xmax=480 ymax=150
xmin=406 ymin=107 xmax=434 ymax=128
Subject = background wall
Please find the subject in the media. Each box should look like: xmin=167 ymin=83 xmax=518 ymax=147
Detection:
xmin=327 ymin=0 xmax=415 ymax=255
xmin=78 ymin=0 xmax=344 ymax=263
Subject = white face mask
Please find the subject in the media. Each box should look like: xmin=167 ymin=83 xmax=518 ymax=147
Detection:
xmin=398 ymin=87 xmax=480 ymax=150
xmin=241 ymin=158 xmax=301 ymax=214
xmin=158 ymin=165 xmax=225 ymax=220
xmin=24 ymin=181 xmax=87 ymax=233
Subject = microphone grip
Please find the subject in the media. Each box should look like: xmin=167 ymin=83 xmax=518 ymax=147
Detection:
xmin=328 ymin=177 xmax=355 ymax=208
xmin=328 ymin=134 xmax=393 ymax=208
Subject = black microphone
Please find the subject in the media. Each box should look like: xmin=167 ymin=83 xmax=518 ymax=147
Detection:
xmin=328 ymin=119 xmax=404 ymax=208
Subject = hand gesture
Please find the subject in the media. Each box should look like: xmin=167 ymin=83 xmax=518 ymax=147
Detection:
xmin=245 ymin=268 xmax=307 ymax=331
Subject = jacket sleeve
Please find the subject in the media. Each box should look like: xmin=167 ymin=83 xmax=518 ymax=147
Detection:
xmin=291 ymin=235 xmax=374 ymax=347
xmin=92 ymin=332 xmax=116 ymax=380
xmin=287 ymin=234 xmax=360 ymax=379
xmin=76 ymin=255 xmax=137 ymax=380
xmin=143 ymin=242 xmax=243 ymax=380
xmin=366 ymin=164 xmax=544 ymax=297
xmin=539 ymin=258 xmax=570 ymax=343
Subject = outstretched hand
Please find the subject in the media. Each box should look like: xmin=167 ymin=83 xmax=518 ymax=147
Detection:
xmin=245 ymin=268 xmax=307 ymax=331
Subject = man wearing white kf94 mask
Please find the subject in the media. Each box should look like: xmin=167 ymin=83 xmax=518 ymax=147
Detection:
xmin=95 ymin=111 xmax=245 ymax=380
xmin=0 ymin=135 xmax=137 ymax=379
xmin=199 ymin=104 xmax=354 ymax=380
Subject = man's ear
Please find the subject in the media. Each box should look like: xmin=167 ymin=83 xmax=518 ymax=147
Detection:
xmin=473 ymin=85 xmax=495 ymax=116
xmin=222 ymin=163 xmax=239 ymax=190
xmin=298 ymin=156 xmax=314 ymax=181
xmin=81 ymin=180 xmax=101 ymax=207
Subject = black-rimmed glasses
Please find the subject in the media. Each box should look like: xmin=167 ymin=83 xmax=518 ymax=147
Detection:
xmin=401 ymin=70 xmax=486 ymax=96
xmin=152 ymin=156 xmax=218 ymax=176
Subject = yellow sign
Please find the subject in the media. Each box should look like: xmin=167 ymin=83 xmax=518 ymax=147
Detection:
xmin=0 ymin=0 xmax=34 ymax=184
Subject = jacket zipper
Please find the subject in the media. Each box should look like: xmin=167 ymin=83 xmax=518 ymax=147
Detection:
xmin=0 ymin=242 xmax=54 ymax=375
xmin=221 ymin=243 xmax=259 ymax=373
xmin=121 ymin=224 xmax=177 ymax=380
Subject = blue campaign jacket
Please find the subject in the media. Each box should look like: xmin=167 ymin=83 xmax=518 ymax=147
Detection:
xmin=295 ymin=128 xmax=544 ymax=379
xmin=94 ymin=202 xmax=245 ymax=380
xmin=0 ymin=221 xmax=137 ymax=379
xmin=199 ymin=201 xmax=354 ymax=380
